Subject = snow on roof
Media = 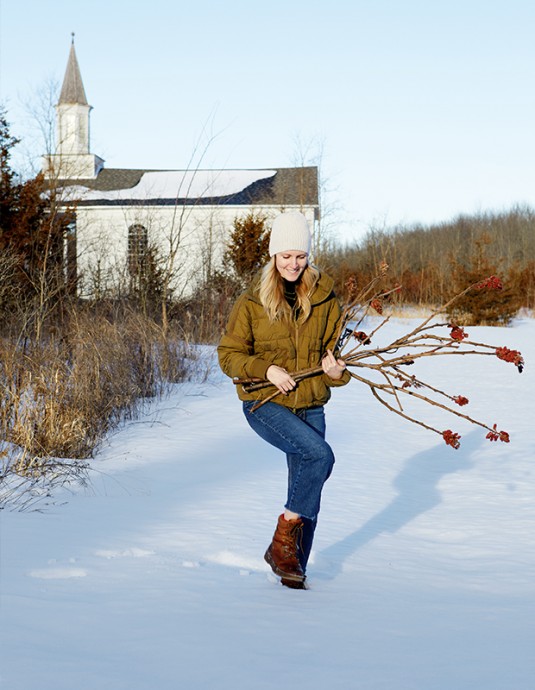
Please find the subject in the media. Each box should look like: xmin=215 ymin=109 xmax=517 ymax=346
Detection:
xmin=67 ymin=169 xmax=278 ymax=202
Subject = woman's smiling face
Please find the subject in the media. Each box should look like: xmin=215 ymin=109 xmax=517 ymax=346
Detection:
xmin=275 ymin=251 xmax=308 ymax=282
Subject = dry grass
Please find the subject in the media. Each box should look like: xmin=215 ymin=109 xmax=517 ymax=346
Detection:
xmin=380 ymin=303 xmax=441 ymax=320
xmin=0 ymin=444 xmax=90 ymax=511
xmin=0 ymin=308 xmax=200 ymax=508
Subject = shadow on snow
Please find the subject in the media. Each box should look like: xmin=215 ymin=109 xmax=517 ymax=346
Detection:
xmin=317 ymin=430 xmax=479 ymax=579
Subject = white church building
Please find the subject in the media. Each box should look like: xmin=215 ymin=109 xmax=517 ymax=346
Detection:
xmin=43 ymin=40 xmax=320 ymax=298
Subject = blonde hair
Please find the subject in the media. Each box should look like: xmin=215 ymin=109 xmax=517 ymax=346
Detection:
xmin=257 ymin=258 xmax=320 ymax=324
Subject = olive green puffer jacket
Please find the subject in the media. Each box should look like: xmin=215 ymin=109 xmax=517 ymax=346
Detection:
xmin=217 ymin=272 xmax=350 ymax=410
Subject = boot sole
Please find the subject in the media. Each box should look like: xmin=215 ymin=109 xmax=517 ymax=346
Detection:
xmin=281 ymin=576 xmax=308 ymax=590
xmin=264 ymin=548 xmax=306 ymax=585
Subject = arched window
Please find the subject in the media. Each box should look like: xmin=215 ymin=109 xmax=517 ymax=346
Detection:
xmin=128 ymin=224 xmax=148 ymax=276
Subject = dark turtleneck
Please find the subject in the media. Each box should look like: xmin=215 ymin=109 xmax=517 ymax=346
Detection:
xmin=283 ymin=277 xmax=304 ymax=316
xmin=283 ymin=278 xmax=297 ymax=308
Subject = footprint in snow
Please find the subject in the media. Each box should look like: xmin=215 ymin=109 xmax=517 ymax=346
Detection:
xmin=94 ymin=548 xmax=155 ymax=559
xmin=29 ymin=567 xmax=87 ymax=580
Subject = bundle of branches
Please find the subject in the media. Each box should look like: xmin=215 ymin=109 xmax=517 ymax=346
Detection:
xmin=234 ymin=264 xmax=524 ymax=449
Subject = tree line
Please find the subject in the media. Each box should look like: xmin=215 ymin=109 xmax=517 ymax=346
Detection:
xmin=323 ymin=208 xmax=535 ymax=323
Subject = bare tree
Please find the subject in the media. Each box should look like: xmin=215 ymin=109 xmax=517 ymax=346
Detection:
xmin=291 ymin=132 xmax=342 ymax=258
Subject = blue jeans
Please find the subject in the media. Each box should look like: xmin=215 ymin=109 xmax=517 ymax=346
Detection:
xmin=243 ymin=400 xmax=334 ymax=542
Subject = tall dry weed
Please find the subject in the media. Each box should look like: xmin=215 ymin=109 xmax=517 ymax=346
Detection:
xmin=0 ymin=309 xmax=196 ymax=475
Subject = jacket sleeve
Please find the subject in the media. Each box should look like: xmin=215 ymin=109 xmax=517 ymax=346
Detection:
xmin=217 ymin=295 xmax=273 ymax=381
xmin=321 ymin=295 xmax=351 ymax=388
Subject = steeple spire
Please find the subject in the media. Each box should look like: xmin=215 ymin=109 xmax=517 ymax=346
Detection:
xmin=59 ymin=35 xmax=88 ymax=105
xmin=42 ymin=36 xmax=104 ymax=180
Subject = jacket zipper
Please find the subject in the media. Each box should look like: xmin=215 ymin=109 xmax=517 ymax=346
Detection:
xmin=294 ymin=320 xmax=300 ymax=410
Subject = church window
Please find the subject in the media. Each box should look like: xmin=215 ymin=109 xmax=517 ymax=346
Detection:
xmin=128 ymin=224 xmax=148 ymax=276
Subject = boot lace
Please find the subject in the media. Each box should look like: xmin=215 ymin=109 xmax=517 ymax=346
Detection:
xmin=281 ymin=522 xmax=303 ymax=557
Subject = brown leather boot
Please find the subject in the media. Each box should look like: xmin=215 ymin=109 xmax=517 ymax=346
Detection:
xmin=264 ymin=514 xmax=307 ymax=588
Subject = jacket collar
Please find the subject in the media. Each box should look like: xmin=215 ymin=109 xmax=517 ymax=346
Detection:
xmin=245 ymin=268 xmax=334 ymax=306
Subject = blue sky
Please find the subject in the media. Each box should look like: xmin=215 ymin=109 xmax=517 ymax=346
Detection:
xmin=1 ymin=0 xmax=534 ymax=242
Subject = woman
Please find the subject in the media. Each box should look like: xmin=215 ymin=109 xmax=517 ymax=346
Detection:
xmin=217 ymin=211 xmax=349 ymax=589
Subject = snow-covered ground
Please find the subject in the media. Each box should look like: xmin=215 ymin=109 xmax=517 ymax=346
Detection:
xmin=1 ymin=318 xmax=534 ymax=690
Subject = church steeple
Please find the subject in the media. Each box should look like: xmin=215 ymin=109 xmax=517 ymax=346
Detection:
xmin=59 ymin=35 xmax=89 ymax=106
xmin=43 ymin=35 xmax=104 ymax=180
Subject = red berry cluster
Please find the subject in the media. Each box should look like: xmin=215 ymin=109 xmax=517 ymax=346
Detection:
xmin=476 ymin=275 xmax=503 ymax=290
xmin=453 ymin=395 xmax=469 ymax=406
xmin=496 ymin=347 xmax=524 ymax=373
xmin=353 ymin=331 xmax=371 ymax=345
xmin=370 ymin=298 xmax=383 ymax=314
xmin=486 ymin=424 xmax=510 ymax=443
xmin=448 ymin=324 xmax=468 ymax=341
xmin=442 ymin=429 xmax=461 ymax=449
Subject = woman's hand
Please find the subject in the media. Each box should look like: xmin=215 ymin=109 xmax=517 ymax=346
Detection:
xmin=321 ymin=349 xmax=346 ymax=380
xmin=266 ymin=365 xmax=297 ymax=395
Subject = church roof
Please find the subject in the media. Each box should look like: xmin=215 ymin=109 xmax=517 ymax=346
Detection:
xmin=59 ymin=41 xmax=88 ymax=105
xmin=59 ymin=166 xmax=319 ymax=207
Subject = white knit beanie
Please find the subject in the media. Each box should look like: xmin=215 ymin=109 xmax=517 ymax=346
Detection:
xmin=269 ymin=211 xmax=311 ymax=257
